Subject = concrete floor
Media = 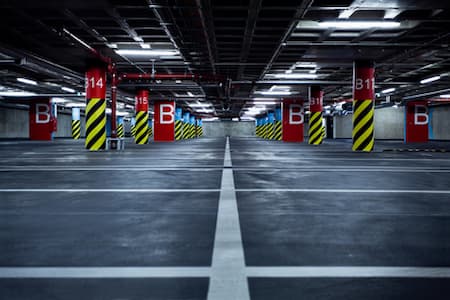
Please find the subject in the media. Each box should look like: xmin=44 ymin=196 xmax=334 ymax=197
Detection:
xmin=1 ymin=137 xmax=450 ymax=299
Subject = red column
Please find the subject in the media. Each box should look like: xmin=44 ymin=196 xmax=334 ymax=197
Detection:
xmin=134 ymin=89 xmax=149 ymax=144
xmin=85 ymin=66 xmax=107 ymax=150
xmin=282 ymin=98 xmax=304 ymax=142
xmin=308 ymin=86 xmax=324 ymax=145
xmin=352 ymin=60 xmax=375 ymax=152
xmin=405 ymin=101 xmax=429 ymax=143
xmin=154 ymin=101 xmax=175 ymax=142
xmin=29 ymin=98 xmax=56 ymax=140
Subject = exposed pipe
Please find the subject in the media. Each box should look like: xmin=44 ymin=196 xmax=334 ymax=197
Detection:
xmin=119 ymin=73 xmax=224 ymax=81
xmin=110 ymin=65 xmax=119 ymax=138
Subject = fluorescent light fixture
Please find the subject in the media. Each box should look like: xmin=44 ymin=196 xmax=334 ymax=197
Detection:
xmin=187 ymin=91 xmax=194 ymax=97
xmin=203 ymin=117 xmax=219 ymax=121
xmin=270 ymin=73 xmax=318 ymax=79
xmin=256 ymin=91 xmax=292 ymax=96
xmin=106 ymin=43 xmax=118 ymax=49
xmin=381 ymin=88 xmax=396 ymax=94
xmin=285 ymin=69 xmax=293 ymax=74
xmin=295 ymin=63 xmax=317 ymax=68
xmin=439 ymin=94 xmax=450 ymax=98
xmin=133 ymin=36 xmax=144 ymax=42
xmin=252 ymin=101 xmax=276 ymax=105
xmin=51 ymin=98 xmax=67 ymax=103
xmin=420 ymin=76 xmax=441 ymax=84
xmin=61 ymin=86 xmax=76 ymax=93
xmin=175 ymin=80 xmax=182 ymax=84
xmin=106 ymin=108 xmax=112 ymax=114
xmin=0 ymin=91 xmax=37 ymax=97
xmin=63 ymin=28 xmax=93 ymax=50
xmin=117 ymin=111 xmax=129 ymax=116
xmin=65 ymin=102 xmax=86 ymax=108
xmin=189 ymin=102 xmax=212 ymax=108
xmin=115 ymin=49 xmax=179 ymax=56
xmin=319 ymin=21 xmax=401 ymax=29
xmin=17 ymin=78 xmax=37 ymax=85
xmin=140 ymin=43 xmax=151 ymax=49
xmin=232 ymin=118 xmax=239 ymax=121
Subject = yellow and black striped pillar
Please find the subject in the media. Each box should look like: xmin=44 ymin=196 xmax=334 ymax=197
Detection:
xmin=197 ymin=119 xmax=203 ymax=137
xmin=308 ymin=86 xmax=324 ymax=145
xmin=183 ymin=112 xmax=190 ymax=139
xmin=189 ymin=116 xmax=197 ymax=138
xmin=255 ymin=118 xmax=260 ymax=137
xmin=268 ymin=112 xmax=275 ymax=139
xmin=147 ymin=120 xmax=153 ymax=139
xmin=134 ymin=89 xmax=149 ymax=144
xmin=117 ymin=121 xmax=124 ymax=138
xmin=352 ymin=60 xmax=375 ymax=152
xmin=71 ymin=107 xmax=81 ymax=139
xmin=274 ymin=108 xmax=282 ymax=140
xmin=263 ymin=117 xmax=270 ymax=139
xmin=85 ymin=66 xmax=107 ymax=151
xmin=175 ymin=108 xmax=183 ymax=140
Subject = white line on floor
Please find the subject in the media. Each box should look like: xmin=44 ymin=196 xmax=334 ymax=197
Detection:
xmin=0 ymin=189 xmax=220 ymax=193
xmin=207 ymin=137 xmax=250 ymax=300
xmin=235 ymin=189 xmax=450 ymax=194
xmin=0 ymin=267 xmax=210 ymax=278
xmin=0 ymin=167 xmax=222 ymax=171
xmin=245 ymin=267 xmax=450 ymax=278
xmin=232 ymin=168 xmax=450 ymax=173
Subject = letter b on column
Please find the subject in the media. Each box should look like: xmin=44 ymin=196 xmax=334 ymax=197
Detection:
xmin=289 ymin=104 xmax=304 ymax=124
xmin=160 ymin=104 xmax=174 ymax=124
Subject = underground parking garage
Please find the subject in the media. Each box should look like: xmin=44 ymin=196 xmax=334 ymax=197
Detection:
xmin=1 ymin=0 xmax=450 ymax=299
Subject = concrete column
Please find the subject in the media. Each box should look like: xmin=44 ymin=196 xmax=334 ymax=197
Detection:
xmin=352 ymin=60 xmax=375 ymax=152
xmin=134 ymin=89 xmax=149 ymax=144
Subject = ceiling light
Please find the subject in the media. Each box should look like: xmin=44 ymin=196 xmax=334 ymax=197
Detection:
xmin=252 ymin=101 xmax=276 ymax=105
xmin=189 ymin=102 xmax=212 ymax=108
xmin=115 ymin=49 xmax=179 ymax=56
xmin=270 ymin=73 xmax=318 ymax=79
xmin=0 ymin=91 xmax=37 ymax=97
xmin=439 ymin=94 xmax=450 ymax=98
xmin=61 ymin=87 xmax=76 ymax=93
xmin=285 ymin=70 xmax=293 ymax=74
xmin=203 ymin=117 xmax=219 ymax=121
xmin=140 ymin=43 xmax=151 ymax=49
xmin=420 ymin=76 xmax=441 ymax=84
xmin=117 ymin=111 xmax=129 ymax=116
xmin=106 ymin=43 xmax=118 ymax=49
xmin=65 ymin=102 xmax=86 ymax=107
xmin=17 ymin=78 xmax=37 ymax=85
xmin=381 ymin=88 xmax=396 ymax=94
xmin=319 ymin=21 xmax=401 ymax=29
xmin=187 ymin=91 xmax=194 ymax=97
xmin=256 ymin=91 xmax=292 ymax=96
xmin=133 ymin=36 xmax=144 ymax=42
xmin=175 ymin=80 xmax=182 ymax=84
xmin=51 ymin=98 xmax=67 ymax=103
xmin=295 ymin=63 xmax=317 ymax=68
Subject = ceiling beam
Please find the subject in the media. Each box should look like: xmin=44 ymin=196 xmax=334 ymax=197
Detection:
xmin=236 ymin=0 xmax=262 ymax=80
xmin=258 ymin=0 xmax=314 ymax=80
xmin=195 ymin=0 xmax=218 ymax=75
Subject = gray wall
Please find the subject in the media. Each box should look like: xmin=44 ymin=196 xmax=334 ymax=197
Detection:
xmin=0 ymin=105 xmax=85 ymax=139
xmin=53 ymin=112 xmax=86 ymax=138
xmin=333 ymin=107 xmax=405 ymax=139
xmin=0 ymin=106 xmax=29 ymax=138
xmin=203 ymin=121 xmax=255 ymax=137
xmin=431 ymin=105 xmax=450 ymax=140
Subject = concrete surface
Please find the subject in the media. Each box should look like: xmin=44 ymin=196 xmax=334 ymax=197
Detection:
xmin=1 ymin=136 xmax=450 ymax=299
xmin=202 ymin=121 xmax=255 ymax=137
xmin=431 ymin=105 xmax=450 ymax=140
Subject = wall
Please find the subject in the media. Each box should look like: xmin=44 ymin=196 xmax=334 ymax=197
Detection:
xmin=0 ymin=105 xmax=85 ymax=139
xmin=202 ymin=121 xmax=255 ymax=137
xmin=53 ymin=112 xmax=86 ymax=138
xmin=333 ymin=107 xmax=405 ymax=139
xmin=430 ymin=105 xmax=450 ymax=140
xmin=0 ymin=106 xmax=29 ymax=138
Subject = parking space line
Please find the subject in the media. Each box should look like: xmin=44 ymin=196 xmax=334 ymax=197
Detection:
xmin=0 ymin=189 xmax=220 ymax=193
xmin=207 ymin=137 xmax=250 ymax=300
xmin=235 ymin=189 xmax=450 ymax=193
xmin=246 ymin=266 xmax=450 ymax=278
xmin=0 ymin=267 xmax=210 ymax=278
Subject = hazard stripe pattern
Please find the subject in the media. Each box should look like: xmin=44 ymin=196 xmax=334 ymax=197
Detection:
xmin=274 ymin=121 xmax=282 ymax=140
xmin=189 ymin=123 xmax=196 ymax=139
xmin=175 ymin=120 xmax=183 ymax=140
xmin=117 ymin=124 xmax=124 ymax=138
xmin=268 ymin=123 xmax=275 ymax=140
xmin=130 ymin=125 xmax=136 ymax=137
xmin=85 ymin=98 xmax=106 ymax=151
xmin=352 ymin=99 xmax=374 ymax=152
xmin=197 ymin=125 xmax=203 ymax=137
xmin=147 ymin=125 xmax=153 ymax=138
xmin=308 ymin=112 xmax=323 ymax=145
xmin=183 ymin=122 xmax=189 ymax=139
xmin=72 ymin=120 xmax=81 ymax=140
xmin=134 ymin=111 xmax=149 ymax=144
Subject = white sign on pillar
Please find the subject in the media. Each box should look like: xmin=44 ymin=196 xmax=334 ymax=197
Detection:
xmin=414 ymin=105 xmax=429 ymax=125
xmin=35 ymin=103 xmax=50 ymax=124
xmin=288 ymin=104 xmax=304 ymax=125
xmin=160 ymin=104 xmax=175 ymax=124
